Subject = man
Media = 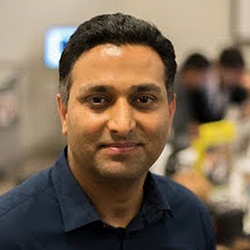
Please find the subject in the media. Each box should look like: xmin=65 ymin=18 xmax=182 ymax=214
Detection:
xmin=212 ymin=47 xmax=248 ymax=118
xmin=172 ymin=53 xmax=222 ymax=149
xmin=0 ymin=13 xmax=215 ymax=249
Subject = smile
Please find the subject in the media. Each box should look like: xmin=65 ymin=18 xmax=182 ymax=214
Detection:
xmin=100 ymin=142 xmax=142 ymax=154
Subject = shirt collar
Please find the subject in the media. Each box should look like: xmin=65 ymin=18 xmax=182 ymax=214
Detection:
xmin=52 ymin=147 xmax=172 ymax=232
xmin=142 ymin=173 xmax=172 ymax=218
xmin=52 ymin=148 xmax=100 ymax=232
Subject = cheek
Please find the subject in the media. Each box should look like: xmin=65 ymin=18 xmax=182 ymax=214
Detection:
xmin=67 ymin=109 xmax=107 ymax=138
xmin=140 ymin=113 xmax=171 ymax=141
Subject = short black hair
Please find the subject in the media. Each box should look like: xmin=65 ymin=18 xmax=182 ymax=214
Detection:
xmin=181 ymin=53 xmax=210 ymax=72
xmin=59 ymin=13 xmax=177 ymax=104
xmin=219 ymin=47 xmax=245 ymax=69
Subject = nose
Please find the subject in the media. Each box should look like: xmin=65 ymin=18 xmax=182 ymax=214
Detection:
xmin=107 ymin=98 xmax=136 ymax=137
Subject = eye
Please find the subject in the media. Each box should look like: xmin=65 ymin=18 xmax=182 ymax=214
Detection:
xmin=86 ymin=95 xmax=111 ymax=108
xmin=133 ymin=95 xmax=155 ymax=109
xmin=91 ymin=96 xmax=106 ymax=104
xmin=138 ymin=96 xmax=153 ymax=104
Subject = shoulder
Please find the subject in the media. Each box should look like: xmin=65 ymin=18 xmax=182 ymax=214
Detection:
xmin=0 ymin=168 xmax=53 ymax=217
xmin=153 ymin=174 xmax=201 ymax=203
xmin=0 ymin=167 xmax=57 ymax=246
xmin=152 ymin=173 xmax=212 ymax=219
xmin=0 ymin=168 xmax=55 ymax=231
xmin=153 ymin=174 xmax=216 ymax=249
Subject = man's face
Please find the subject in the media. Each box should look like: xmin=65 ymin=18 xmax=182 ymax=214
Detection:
xmin=57 ymin=44 xmax=175 ymax=182
xmin=182 ymin=69 xmax=210 ymax=89
xmin=220 ymin=67 xmax=244 ymax=87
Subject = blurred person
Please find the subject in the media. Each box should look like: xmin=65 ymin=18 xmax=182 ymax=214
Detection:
xmin=213 ymin=48 xmax=250 ymax=156
xmin=172 ymin=53 xmax=221 ymax=148
xmin=212 ymin=47 xmax=248 ymax=118
xmin=242 ymin=71 xmax=250 ymax=93
xmin=0 ymin=13 xmax=215 ymax=249
xmin=219 ymin=47 xmax=247 ymax=104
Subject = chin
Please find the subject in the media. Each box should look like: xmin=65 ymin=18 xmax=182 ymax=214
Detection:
xmin=94 ymin=162 xmax=148 ymax=182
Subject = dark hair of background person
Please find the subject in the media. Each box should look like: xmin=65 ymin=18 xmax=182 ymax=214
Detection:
xmin=59 ymin=12 xmax=177 ymax=104
xmin=219 ymin=47 xmax=248 ymax=105
xmin=219 ymin=47 xmax=245 ymax=69
xmin=180 ymin=53 xmax=211 ymax=72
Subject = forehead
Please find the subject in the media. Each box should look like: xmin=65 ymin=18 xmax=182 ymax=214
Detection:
xmin=70 ymin=44 xmax=165 ymax=91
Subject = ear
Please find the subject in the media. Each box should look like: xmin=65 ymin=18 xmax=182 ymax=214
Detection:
xmin=56 ymin=94 xmax=68 ymax=136
xmin=168 ymin=95 xmax=176 ymax=137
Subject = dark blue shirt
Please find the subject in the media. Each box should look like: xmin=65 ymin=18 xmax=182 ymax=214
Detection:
xmin=0 ymin=148 xmax=215 ymax=250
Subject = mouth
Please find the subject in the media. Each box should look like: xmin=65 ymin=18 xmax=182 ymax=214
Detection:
xmin=99 ymin=142 xmax=142 ymax=154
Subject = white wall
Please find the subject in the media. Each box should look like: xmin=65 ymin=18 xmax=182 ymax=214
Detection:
xmin=0 ymin=0 xmax=123 ymax=162
xmin=122 ymin=0 xmax=232 ymax=63
xmin=0 ymin=0 xmax=234 ymax=169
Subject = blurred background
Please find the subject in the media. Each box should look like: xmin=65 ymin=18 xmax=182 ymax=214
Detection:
xmin=1 ymin=0 xmax=250 ymax=249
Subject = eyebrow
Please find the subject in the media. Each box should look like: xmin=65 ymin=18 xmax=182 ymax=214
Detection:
xmin=130 ymin=83 xmax=162 ymax=93
xmin=79 ymin=83 xmax=162 ymax=94
xmin=79 ymin=84 xmax=114 ymax=94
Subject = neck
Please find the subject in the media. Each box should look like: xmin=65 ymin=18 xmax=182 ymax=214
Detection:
xmin=70 ymin=164 xmax=147 ymax=228
xmin=93 ymin=178 xmax=145 ymax=228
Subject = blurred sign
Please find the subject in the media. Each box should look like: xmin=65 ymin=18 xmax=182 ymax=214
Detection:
xmin=44 ymin=26 xmax=77 ymax=69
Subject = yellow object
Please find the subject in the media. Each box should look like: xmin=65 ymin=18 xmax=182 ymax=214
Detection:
xmin=192 ymin=120 xmax=236 ymax=173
